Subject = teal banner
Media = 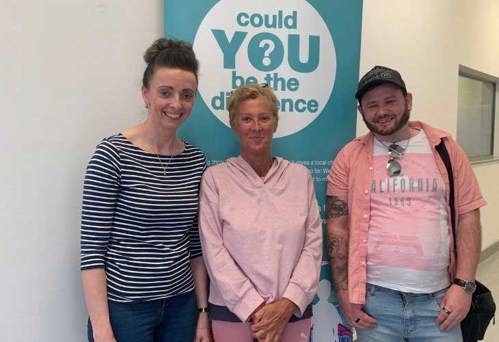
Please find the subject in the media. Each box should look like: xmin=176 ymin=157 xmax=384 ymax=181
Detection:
xmin=165 ymin=1 xmax=362 ymax=340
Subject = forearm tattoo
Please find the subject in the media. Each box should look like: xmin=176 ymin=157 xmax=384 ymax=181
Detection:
xmin=326 ymin=196 xmax=349 ymax=291
xmin=326 ymin=196 xmax=348 ymax=219
xmin=327 ymin=234 xmax=349 ymax=291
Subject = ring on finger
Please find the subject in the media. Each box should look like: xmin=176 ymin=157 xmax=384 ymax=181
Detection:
xmin=355 ymin=318 xmax=361 ymax=323
xmin=442 ymin=307 xmax=452 ymax=315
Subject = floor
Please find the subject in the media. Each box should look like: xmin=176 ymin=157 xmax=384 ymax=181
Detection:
xmin=476 ymin=249 xmax=499 ymax=341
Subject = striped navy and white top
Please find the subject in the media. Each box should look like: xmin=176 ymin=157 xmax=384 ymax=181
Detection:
xmin=80 ymin=134 xmax=206 ymax=302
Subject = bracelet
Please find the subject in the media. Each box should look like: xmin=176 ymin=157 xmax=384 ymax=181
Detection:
xmin=197 ymin=307 xmax=209 ymax=313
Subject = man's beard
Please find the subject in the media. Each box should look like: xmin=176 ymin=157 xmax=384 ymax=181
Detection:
xmin=362 ymin=106 xmax=410 ymax=137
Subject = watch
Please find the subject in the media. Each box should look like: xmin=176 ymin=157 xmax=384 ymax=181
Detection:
xmin=453 ymin=278 xmax=477 ymax=294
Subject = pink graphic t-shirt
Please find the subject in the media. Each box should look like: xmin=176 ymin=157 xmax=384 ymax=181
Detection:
xmin=367 ymin=130 xmax=450 ymax=293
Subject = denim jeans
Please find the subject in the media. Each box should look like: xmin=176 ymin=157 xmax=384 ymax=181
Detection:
xmin=87 ymin=291 xmax=197 ymax=342
xmin=356 ymin=284 xmax=462 ymax=342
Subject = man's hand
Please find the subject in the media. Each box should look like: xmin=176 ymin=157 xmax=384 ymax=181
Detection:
xmin=438 ymin=209 xmax=481 ymax=331
xmin=436 ymin=284 xmax=471 ymax=331
xmin=250 ymin=298 xmax=296 ymax=342
xmin=336 ymin=290 xmax=377 ymax=330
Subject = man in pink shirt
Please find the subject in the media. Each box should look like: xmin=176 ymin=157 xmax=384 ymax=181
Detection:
xmin=327 ymin=66 xmax=486 ymax=341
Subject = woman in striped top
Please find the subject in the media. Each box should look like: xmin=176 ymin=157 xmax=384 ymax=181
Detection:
xmin=81 ymin=38 xmax=211 ymax=342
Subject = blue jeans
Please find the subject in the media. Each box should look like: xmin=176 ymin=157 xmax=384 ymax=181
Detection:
xmin=87 ymin=291 xmax=197 ymax=342
xmin=356 ymin=284 xmax=462 ymax=342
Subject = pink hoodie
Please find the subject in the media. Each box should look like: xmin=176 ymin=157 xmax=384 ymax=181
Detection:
xmin=199 ymin=156 xmax=322 ymax=322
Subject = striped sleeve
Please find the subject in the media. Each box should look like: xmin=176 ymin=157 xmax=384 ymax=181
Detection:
xmin=80 ymin=140 xmax=121 ymax=270
xmin=188 ymin=156 xmax=207 ymax=259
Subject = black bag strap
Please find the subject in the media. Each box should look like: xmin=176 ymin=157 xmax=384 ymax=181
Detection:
xmin=435 ymin=139 xmax=457 ymax=252
xmin=437 ymin=140 xmax=496 ymax=341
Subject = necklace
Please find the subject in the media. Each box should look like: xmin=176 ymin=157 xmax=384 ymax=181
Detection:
xmin=153 ymin=139 xmax=180 ymax=176
xmin=156 ymin=153 xmax=174 ymax=176
xmin=377 ymin=138 xmax=410 ymax=177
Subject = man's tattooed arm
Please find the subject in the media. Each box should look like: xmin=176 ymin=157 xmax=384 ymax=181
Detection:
xmin=326 ymin=195 xmax=349 ymax=292
xmin=326 ymin=195 xmax=349 ymax=219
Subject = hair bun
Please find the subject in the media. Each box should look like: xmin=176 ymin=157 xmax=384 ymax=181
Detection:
xmin=141 ymin=37 xmax=199 ymax=88
xmin=143 ymin=38 xmax=194 ymax=65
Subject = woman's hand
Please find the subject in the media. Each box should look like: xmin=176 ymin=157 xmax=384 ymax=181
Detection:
xmin=250 ymin=298 xmax=297 ymax=342
xmin=190 ymin=257 xmax=212 ymax=341
xmin=91 ymin=327 xmax=117 ymax=342
xmin=82 ymin=269 xmax=117 ymax=342
xmin=194 ymin=312 xmax=212 ymax=342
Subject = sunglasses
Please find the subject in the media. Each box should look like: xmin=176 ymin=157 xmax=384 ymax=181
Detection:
xmin=386 ymin=143 xmax=405 ymax=177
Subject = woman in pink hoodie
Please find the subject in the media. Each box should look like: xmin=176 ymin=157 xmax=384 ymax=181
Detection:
xmin=199 ymin=84 xmax=323 ymax=342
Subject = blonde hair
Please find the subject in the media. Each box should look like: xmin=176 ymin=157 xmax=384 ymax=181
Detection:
xmin=228 ymin=84 xmax=279 ymax=129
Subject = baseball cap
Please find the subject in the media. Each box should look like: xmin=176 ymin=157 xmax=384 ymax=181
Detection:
xmin=355 ymin=66 xmax=406 ymax=101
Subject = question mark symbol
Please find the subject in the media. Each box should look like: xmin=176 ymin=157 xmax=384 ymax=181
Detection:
xmin=259 ymin=39 xmax=275 ymax=67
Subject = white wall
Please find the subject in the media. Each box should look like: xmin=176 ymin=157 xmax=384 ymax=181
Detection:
xmin=0 ymin=1 xmax=162 ymax=341
xmin=1 ymin=1 xmax=498 ymax=341
xmin=358 ymin=0 xmax=499 ymax=250
xmin=455 ymin=0 xmax=499 ymax=250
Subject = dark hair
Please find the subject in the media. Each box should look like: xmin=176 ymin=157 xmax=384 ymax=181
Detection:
xmin=142 ymin=38 xmax=199 ymax=89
